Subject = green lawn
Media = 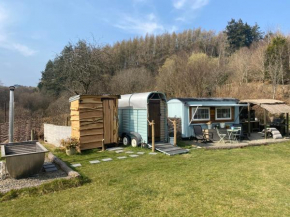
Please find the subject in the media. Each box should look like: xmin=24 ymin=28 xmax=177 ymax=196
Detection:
xmin=2 ymin=142 xmax=290 ymax=217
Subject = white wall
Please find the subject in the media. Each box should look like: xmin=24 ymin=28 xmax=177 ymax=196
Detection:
xmin=44 ymin=124 xmax=71 ymax=147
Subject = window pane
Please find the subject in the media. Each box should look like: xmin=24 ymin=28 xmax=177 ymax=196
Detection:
xmin=216 ymin=108 xmax=231 ymax=119
xmin=192 ymin=108 xmax=209 ymax=120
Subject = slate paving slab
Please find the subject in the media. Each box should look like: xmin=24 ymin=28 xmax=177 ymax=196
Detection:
xmin=107 ymin=147 xmax=124 ymax=151
xmin=149 ymin=152 xmax=158 ymax=155
xmin=115 ymin=150 xmax=124 ymax=153
xmin=129 ymin=155 xmax=139 ymax=158
xmin=117 ymin=156 xmax=127 ymax=159
xmin=102 ymin=158 xmax=113 ymax=162
xmin=45 ymin=167 xmax=58 ymax=172
xmin=71 ymin=163 xmax=82 ymax=167
xmin=125 ymin=151 xmax=134 ymax=154
xmin=89 ymin=160 xmax=101 ymax=164
xmin=137 ymin=152 xmax=145 ymax=155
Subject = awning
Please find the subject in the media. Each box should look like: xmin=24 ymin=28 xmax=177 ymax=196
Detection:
xmin=260 ymin=104 xmax=290 ymax=114
xmin=239 ymin=99 xmax=284 ymax=105
xmin=239 ymin=99 xmax=290 ymax=114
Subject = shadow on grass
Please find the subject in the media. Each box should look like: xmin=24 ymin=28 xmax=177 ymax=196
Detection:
xmin=0 ymin=174 xmax=91 ymax=202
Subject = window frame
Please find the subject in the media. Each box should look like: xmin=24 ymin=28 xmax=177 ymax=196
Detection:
xmin=215 ymin=107 xmax=232 ymax=120
xmin=191 ymin=107 xmax=210 ymax=122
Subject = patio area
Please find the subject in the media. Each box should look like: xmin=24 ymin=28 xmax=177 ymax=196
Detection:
xmin=189 ymin=132 xmax=290 ymax=149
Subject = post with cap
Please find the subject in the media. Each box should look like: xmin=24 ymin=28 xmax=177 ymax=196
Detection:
xmin=9 ymin=86 xmax=15 ymax=143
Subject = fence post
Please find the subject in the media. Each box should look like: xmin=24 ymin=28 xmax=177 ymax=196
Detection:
xmin=31 ymin=129 xmax=34 ymax=141
xmin=173 ymin=120 xmax=177 ymax=146
xmin=151 ymin=120 xmax=155 ymax=152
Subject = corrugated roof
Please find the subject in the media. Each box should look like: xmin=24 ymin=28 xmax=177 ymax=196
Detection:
xmin=174 ymin=98 xmax=238 ymax=103
xmin=239 ymin=99 xmax=284 ymax=104
xmin=260 ymin=104 xmax=290 ymax=114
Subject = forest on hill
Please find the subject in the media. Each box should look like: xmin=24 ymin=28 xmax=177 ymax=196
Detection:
xmin=1 ymin=19 xmax=290 ymax=122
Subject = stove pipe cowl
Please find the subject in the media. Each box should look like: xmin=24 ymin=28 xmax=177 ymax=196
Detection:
xmin=9 ymin=86 xmax=15 ymax=143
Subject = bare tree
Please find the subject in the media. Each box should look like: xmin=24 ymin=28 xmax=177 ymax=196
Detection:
xmin=62 ymin=40 xmax=110 ymax=95
xmin=110 ymin=67 xmax=155 ymax=95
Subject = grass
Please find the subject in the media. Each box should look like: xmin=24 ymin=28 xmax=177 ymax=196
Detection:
xmin=2 ymin=142 xmax=290 ymax=216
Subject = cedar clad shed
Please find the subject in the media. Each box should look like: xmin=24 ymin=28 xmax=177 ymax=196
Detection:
xmin=69 ymin=95 xmax=120 ymax=150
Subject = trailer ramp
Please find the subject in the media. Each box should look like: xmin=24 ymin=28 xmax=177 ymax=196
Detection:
xmin=148 ymin=143 xmax=189 ymax=156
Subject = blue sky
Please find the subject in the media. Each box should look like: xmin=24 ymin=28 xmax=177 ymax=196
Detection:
xmin=0 ymin=0 xmax=289 ymax=87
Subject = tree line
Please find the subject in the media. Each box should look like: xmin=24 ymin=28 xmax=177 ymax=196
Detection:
xmin=1 ymin=19 xmax=290 ymax=121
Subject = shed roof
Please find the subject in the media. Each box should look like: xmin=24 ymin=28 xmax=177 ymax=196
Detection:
xmin=172 ymin=98 xmax=238 ymax=103
xmin=118 ymin=92 xmax=166 ymax=109
xmin=69 ymin=95 xmax=120 ymax=102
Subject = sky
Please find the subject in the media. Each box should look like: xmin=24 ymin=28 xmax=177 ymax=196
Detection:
xmin=0 ymin=0 xmax=290 ymax=87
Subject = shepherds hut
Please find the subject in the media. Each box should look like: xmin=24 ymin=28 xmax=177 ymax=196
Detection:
xmin=118 ymin=92 xmax=168 ymax=146
xmin=69 ymin=95 xmax=120 ymax=150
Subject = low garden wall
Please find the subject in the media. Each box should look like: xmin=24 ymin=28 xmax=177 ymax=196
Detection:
xmin=44 ymin=124 xmax=71 ymax=147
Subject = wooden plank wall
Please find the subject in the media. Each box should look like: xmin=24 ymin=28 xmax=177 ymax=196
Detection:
xmin=160 ymin=100 xmax=166 ymax=142
xmin=71 ymin=96 xmax=104 ymax=150
xmin=70 ymin=96 xmax=119 ymax=150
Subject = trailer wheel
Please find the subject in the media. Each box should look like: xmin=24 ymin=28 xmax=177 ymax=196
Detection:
xmin=122 ymin=135 xmax=130 ymax=146
xmin=131 ymin=138 xmax=138 ymax=147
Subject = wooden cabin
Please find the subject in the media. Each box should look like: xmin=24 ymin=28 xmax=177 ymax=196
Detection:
xmin=69 ymin=95 xmax=120 ymax=150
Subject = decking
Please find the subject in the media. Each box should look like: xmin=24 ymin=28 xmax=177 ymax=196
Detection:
xmin=191 ymin=132 xmax=290 ymax=149
xmin=148 ymin=142 xmax=189 ymax=156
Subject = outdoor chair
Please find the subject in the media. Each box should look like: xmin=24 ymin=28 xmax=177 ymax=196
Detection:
xmin=216 ymin=128 xmax=230 ymax=143
xmin=193 ymin=125 xmax=213 ymax=143
xmin=232 ymin=124 xmax=250 ymax=141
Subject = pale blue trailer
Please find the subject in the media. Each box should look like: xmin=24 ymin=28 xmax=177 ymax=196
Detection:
xmin=167 ymin=98 xmax=242 ymax=138
xmin=118 ymin=92 xmax=168 ymax=146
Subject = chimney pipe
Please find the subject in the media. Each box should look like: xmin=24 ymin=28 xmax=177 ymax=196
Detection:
xmin=9 ymin=86 xmax=15 ymax=143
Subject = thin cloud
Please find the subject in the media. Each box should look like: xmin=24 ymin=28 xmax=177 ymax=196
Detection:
xmin=12 ymin=43 xmax=37 ymax=56
xmin=115 ymin=14 xmax=164 ymax=35
xmin=0 ymin=4 xmax=37 ymax=57
xmin=173 ymin=0 xmax=209 ymax=10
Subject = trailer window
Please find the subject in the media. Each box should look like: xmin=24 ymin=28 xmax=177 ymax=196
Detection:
xmin=215 ymin=107 xmax=231 ymax=120
xmin=191 ymin=107 xmax=210 ymax=121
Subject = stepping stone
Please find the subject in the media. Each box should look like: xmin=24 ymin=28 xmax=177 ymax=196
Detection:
xmin=43 ymin=163 xmax=55 ymax=168
xmin=117 ymin=156 xmax=127 ymax=159
xmin=102 ymin=158 xmax=113 ymax=162
xmin=137 ymin=152 xmax=145 ymax=155
xmin=89 ymin=160 xmax=101 ymax=164
xmin=43 ymin=163 xmax=58 ymax=172
xmin=115 ymin=150 xmax=124 ymax=153
xmin=45 ymin=167 xmax=58 ymax=172
xmin=125 ymin=151 xmax=134 ymax=154
xmin=71 ymin=163 xmax=81 ymax=167
xmin=149 ymin=152 xmax=158 ymax=155
xmin=107 ymin=147 xmax=124 ymax=151
xmin=129 ymin=155 xmax=139 ymax=158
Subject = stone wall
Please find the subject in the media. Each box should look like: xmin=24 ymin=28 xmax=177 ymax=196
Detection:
xmin=167 ymin=118 xmax=182 ymax=138
xmin=44 ymin=124 xmax=71 ymax=147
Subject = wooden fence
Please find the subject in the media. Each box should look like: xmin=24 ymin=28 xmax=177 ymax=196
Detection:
xmin=0 ymin=114 xmax=71 ymax=144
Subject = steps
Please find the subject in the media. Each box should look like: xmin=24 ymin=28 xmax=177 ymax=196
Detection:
xmin=148 ymin=143 xmax=189 ymax=156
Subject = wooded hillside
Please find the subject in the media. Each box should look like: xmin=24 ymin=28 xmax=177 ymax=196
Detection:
xmin=1 ymin=19 xmax=290 ymax=122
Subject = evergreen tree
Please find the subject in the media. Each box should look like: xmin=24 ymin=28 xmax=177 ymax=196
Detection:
xmin=225 ymin=19 xmax=263 ymax=52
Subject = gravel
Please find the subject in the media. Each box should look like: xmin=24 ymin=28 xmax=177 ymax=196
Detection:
xmin=0 ymin=160 xmax=68 ymax=193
